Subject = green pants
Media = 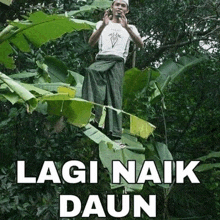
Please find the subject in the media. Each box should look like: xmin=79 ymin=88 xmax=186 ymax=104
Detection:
xmin=82 ymin=55 xmax=124 ymax=138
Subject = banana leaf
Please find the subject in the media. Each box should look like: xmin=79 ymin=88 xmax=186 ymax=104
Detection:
xmin=0 ymin=72 xmax=37 ymax=112
xmin=0 ymin=11 xmax=95 ymax=69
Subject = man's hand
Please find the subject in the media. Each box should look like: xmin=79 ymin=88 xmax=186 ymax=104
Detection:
xmin=89 ymin=10 xmax=111 ymax=47
xmin=119 ymin=11 xmax=128 ymax=28
xmin=120 ymin=11 xmax=144 ymax=48
xmin=102 ymin=10 xmax=112 ymax=27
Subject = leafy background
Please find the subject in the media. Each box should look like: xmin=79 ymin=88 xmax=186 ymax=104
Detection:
xmin=0 ymin=0 xmax=220 ymax=219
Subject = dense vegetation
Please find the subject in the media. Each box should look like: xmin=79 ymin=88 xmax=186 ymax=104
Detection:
xmin=0 ymin=0 xmax=219 ymax=219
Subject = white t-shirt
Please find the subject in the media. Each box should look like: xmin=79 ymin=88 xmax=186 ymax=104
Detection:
xmin=95 ymin=20 xmax=140 ymax=62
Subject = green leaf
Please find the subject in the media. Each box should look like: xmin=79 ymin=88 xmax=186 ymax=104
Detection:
xmin=83 ymin=124 xmax=146 ymax=192
xmin=155 ymin=142 xmax=173 ymax=162
xmin=196 ymin=151 xmax=220 ymax=162
xmin=145 ymin=142 xmax=173 ymax=188
xmin=10 ymin=32 xmax=31 ymax=52
xmin=2 ymin=93 xmax=20 ymax=105
xmin=41 ymin=93 xmax=73 ymax=101
xmin=130 ymin=115 xmax=156 ymax=139
xmin=123 ymin=67 xmax=159 ymax=97
xmin=44 ymin=96 xmax=93 ymax=127
xmin=83 ymin=123 xmax=114 ymax=144
xmin=0 ymin=72 xmax=37 ymax=112
xmin=36 ymin=61 xmax=51 ymax=83
xmin=42 ymin=92 xmax=155 ymax=138
xmin=33 ymin=82 xmax=72 ymax=92
xmin=62 ymin=99 xmax=93 ymax=127
xmin=121 ymin=130 xmax=145 ymax=153
xmin=123 ymin=55 xmax=208 ymax=106
xmin=195 ymin=163 xmax=220 ymax=172
xmin=123 ymin=67 xmax=159 ymax=107
xmin=0 ymin=11 xmax=95 ymax=69
xmin=99 ymin=132 xmax=145 ymax=192
xmin=36 ymin=101 xmax=48 ymax=115
xmin=0 ymin=40 xmax=15 ymax=69
xmin=67 ymin=70 xmax=84 ymax=97
xmin=67 ymin=0 xmax=112 ymax=16
xmin=9 ymin=71 xmax=38 ymax=79
xmin=21 ymin=83 xmax=52 ymax=96
xmin=0 ymin=0 xmax=13 ymax=6
xmin=194 ymin=152 xmax=220 ymax=172
xmin=43 ymin=56 xmax=69 ymax=83
xmin=98 ymin=106 xmax=106 ymax=128
xmin=57 ymin=86 xmax=76 ymax=98
xmin=150 ymin=55 xmax=208 ymax=103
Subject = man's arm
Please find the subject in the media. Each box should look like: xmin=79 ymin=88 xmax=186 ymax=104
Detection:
xmin=88 ymin=10 xmax=111 ymax=47
xmin=88 ymin=23 xmax=105 ymax=47
xmin=125 ymin=26 xmax=144 ymax=48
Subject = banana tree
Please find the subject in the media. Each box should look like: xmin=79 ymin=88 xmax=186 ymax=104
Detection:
xmin=0 ymin=53 xmax=208 ymax=191
xmin=0 ymin=6 xmax=209 ymax=192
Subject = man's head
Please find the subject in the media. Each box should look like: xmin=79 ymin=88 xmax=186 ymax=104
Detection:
xmin=111 ymin=0 xmax=129 ymax=17
xmin=113 ymin=0 xmax=129 ymax=6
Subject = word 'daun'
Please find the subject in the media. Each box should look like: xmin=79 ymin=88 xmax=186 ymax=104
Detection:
xmin=60 ymin=194 xmax=156 ymax=218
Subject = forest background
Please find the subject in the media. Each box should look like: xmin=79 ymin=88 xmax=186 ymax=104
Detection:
xmin=0 ymin=0 xmax=219 ymax=219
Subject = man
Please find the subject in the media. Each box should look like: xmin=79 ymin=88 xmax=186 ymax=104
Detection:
xmin=82 ymin=0 xmax=143 ymax=141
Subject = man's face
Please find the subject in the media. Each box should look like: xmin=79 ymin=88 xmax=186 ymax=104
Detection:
xmin=111 ymin=0 xmax=129 ymax=17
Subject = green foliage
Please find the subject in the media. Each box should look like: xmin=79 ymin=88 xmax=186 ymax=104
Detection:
xmin=46 ymin=97 xmax=94 ymax=127
xmin=123 ymin=67 xmax=159 ymax=109
xmin=40 ymin=56 xmax=69 ymax=83
xmin=99 ymin=134 xmax=145 ymax=192
xmin=145 ymin=141 xmax=173 ymax=188
xmin=0 ymin=11 xmax=95 ymax=69
xmin=0 ymin=106 xmax=110 ymax=220
xmin=67 ymin=0 xmax=112 ymax=17
xmin=156 ymin=55 xmax=208 ymax=98
xmin=129 ymin=0 xmax=219 ymax=67
xmin=0 ymin=0 xmax=220 ymax=219
xmin=0 ymin=72 xmax=38 ymax=112
xmin=122 ymin=55 xmax=209 ymax=125
xmin=157 ymin=59 xmax=220 ymax=219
